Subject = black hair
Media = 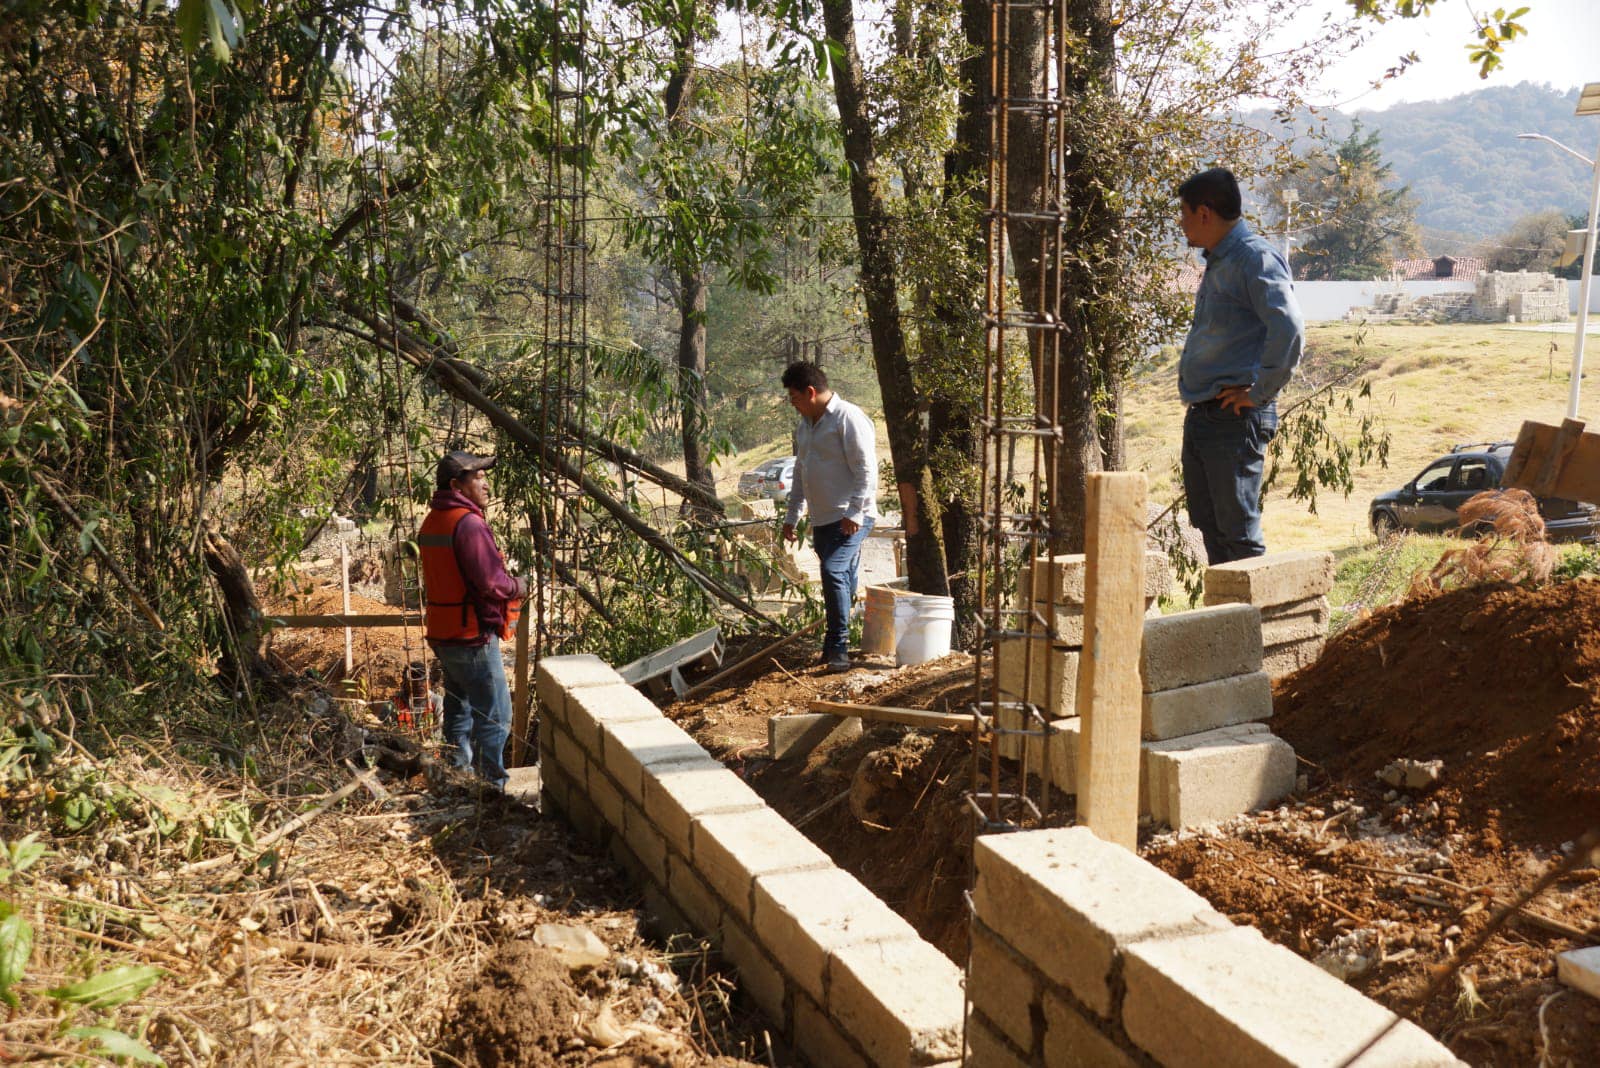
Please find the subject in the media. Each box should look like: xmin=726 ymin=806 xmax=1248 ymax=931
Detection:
xmin=1177 ymin=168 xmax=1242 ymax=221
xmin=780 ymin=361 xmax=828 ymax=393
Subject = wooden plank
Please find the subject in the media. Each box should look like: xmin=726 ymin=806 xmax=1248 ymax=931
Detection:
xmin=265 ymin=614 xmax=423 ymax=628
xmin=809 ymin=699 xmax=977 ymax=732
xmin=510 ymin=597 xmax=531 ymax=767
xmin=1533 ymin=418 xmax=1587 ymax=496
xmin=340 ymin=542 xmax=354 ymax=676
xmin=1502 ymin=419 xmax=1600 ymax=505
xmin=1073 ymin=472 xmax=1147 ymax=852
xmin=1501 ymin=420 xmax=1542 ymax=487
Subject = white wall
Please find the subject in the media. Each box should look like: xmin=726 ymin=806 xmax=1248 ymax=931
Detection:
xmin=1570 ymin=279 xmax=1600 ymax=315
xmin=1291 ymin=279 xmax=1474 ymax=323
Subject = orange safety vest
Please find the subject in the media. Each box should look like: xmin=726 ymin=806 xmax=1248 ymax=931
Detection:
xmin=417 ymin=507 xmax=522 ymax=641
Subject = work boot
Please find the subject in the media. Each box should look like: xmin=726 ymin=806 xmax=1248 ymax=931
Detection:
xmin=825 ymin=654 xmax=853 ymax=673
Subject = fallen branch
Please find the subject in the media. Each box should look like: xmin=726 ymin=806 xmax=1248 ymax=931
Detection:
xmin=1348 ymin=862 xmax=1597 ymax=942
xmin=180 ymin=769 xmax=378 ymax=875
xmin=808 ymin=700 xmax=977 ymax=733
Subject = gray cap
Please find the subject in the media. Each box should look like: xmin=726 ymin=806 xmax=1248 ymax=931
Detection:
xmin=438 ymin=450 xmax=496 ymax=487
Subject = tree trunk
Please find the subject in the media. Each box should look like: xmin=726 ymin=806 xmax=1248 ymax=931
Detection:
xmin=820 ymin=0 xmax=948 ymax=597
xmin=203 ymin=528 xmax=269 ymax=686
xmin=661 ymin=5 xmax=718 ymax=517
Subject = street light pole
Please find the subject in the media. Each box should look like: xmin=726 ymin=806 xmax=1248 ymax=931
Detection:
xmin=1520 ymin=81 xmax=1600 ymax=422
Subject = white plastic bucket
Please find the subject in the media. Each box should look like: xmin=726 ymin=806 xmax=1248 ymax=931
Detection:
xmin=894 ymin=594 xmax=955 ymax=667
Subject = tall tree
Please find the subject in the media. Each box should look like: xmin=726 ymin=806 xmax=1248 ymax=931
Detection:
xmin=1285 ymin=124 xmax=1422 ymax=281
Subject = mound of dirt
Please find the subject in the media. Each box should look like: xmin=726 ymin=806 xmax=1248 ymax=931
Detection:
xmin=1275 ymin=579 xmax=1600 ymax=845
xmin=444 ymin=943 xmax=583 ymax=1068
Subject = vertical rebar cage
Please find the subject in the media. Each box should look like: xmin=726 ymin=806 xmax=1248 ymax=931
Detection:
xmin=533 ymin=0 xmax=592 ymax=664
xmin=970 ymin=0 xmax=1071 ymax=834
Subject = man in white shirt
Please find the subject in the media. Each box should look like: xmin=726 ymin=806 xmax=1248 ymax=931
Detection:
xmin=780 ymin=362 xmax=878 ymax=672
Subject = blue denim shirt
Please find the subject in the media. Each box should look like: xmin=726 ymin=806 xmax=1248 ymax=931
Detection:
xmin=1179 ymin=219 xmax=1304 ymax=406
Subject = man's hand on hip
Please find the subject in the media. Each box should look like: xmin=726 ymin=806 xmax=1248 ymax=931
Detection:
xmin=782 ymin=523 xmax=798 ymax=544
xmin=839 ymin=518 xmax=859 ymax=536
xmin=1217 ymin=385 xmax=1257 ymax=415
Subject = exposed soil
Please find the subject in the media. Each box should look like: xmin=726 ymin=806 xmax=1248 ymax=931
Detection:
xmin=666 ymin=583 xmax=1600 ymax=1067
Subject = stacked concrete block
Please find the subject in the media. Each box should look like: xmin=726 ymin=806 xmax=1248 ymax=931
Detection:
xmin=967 ymin=827 xmax=1465 ymax=1067
xmin=535 ymin=655 xmax=965 ymax=1067
xmin=1203 ymin=550 xmax=1334 ymax=679
xmin=992 ymin=552 xmax=1170 ymax=759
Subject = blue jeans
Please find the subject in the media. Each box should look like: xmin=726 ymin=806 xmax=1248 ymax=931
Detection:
xmin=1182 ymin=400 xmax=1278 ymax=565
xmin=431 ymin=636 xmax=511 ymax=789
xmin=812 ymin=517 xmax=874 ymax=659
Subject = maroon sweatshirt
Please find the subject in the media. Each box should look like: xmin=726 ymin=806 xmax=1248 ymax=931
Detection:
xmin=425 ymin=488 xmax=525 ymax=646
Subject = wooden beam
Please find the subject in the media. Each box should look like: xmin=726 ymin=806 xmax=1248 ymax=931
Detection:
xmin=265 ymin=613 xmax=422 ymax=628
xmin=1503 ymin=419 xmax=1600 ymax=504
xmin=1073 ymin=472 xmax=1147 ymax=852
xmin=808 ymin=699 xmax=977 ymax=732
xmin=510 ymin=600 xmax=531 ymax=767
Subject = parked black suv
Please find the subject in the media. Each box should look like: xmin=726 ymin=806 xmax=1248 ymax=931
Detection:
xmin=1369 ymin=442 xmax=1599 ymax=542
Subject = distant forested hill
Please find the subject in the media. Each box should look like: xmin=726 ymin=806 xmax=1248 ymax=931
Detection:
xmin=1248 ymin=83 xmax=1593 ymax=253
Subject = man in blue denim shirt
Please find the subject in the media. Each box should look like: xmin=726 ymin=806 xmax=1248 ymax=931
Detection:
xmin=1177 ymin=168 xmax=1304 ymax=564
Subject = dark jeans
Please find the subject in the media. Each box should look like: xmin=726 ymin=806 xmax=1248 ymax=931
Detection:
xmin=1182 ymin=400 xmax=1278 ymax=565
xmin=812 ymin=517 xmax=874 ymax=659
xmin=431 ymin=636 xmax=511 ymax=789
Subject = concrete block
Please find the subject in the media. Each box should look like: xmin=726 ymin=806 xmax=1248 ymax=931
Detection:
xmin=720 ymin=916 xmax=788 ymax=1030
xmin=770 ymin=712 xmax=863 ymax=761
xmin=621 ymin=798 xmax=668 ymax=885
xmin=964 ymin=1010 xmax=1032 ymax=1068
xmin=1028 ymin=551 xmax=1172 ymax=605
xmin=503 ymin=764 xmax=541 ymax=803
xmin=972 ymin=827 xmax=1227 ymax=1019
xmin=1141 ymin=604 xmax=1262 ymax=693
xmin=559 ymin=778 xmax=606 ymax=844
xmin=691 ymin=808 xmax=833 ymax=920
xmin=565 ymin=680 xmax=664 ymax=757
xmin=666 ymin=853 xmax=724 ymax=939
xmin=547 ymin=723 xmax=586 ymax=784
xmin=1123 ymin=925 xmax=1464 ymax=1067
xmin=1143 ymin=723 xmax=1296 ymax=829
xmin=534 ymin=653 xmax=621 ymax=725
xmin=1558 ymin=945 xmax=1600 ymax=1000
xmin=826 ymin=938 xmax=966 ymax=1068
xmin=600 ymin=716 xmax=706 ymax=803
xmin=1141 ymin=671 xmax=1273 ymax=741
xmin=643 ymin=756 xmax=763 ymax=856
xmin=1041 ymin=991 xmax=1138 ymax=1068
xmin=536 ymin=713 xmax=555 ymax=766
xmin=1261 ymin=594 xmax=1330 ymax=621
xmin=968 ymin=923 xmax=1040 ymax=1052
xmin=794 ymin=993 xmax=872 ymax=1068
xmin=640 ymin=880 xmax=692 ymax=940
xmin=1261 ymin=610 xmax=1327 ymax=646
xmin=1202 ymin=550 xmax=1334 ymax=608
xmin=587 ymin=763 xmax=626 ymax=830
xmin=1044 ymin=717 xmax=1079 ymax=796
xmin=996 ymin=637 xmax=1079 ymax=723
xmin=1262 ymin=638 xmax=1324 ymax=679
xmin=539 ymin=752 xmax=573 ymax=814
xmin=753 ymin=868 xmax=919 ymax=1003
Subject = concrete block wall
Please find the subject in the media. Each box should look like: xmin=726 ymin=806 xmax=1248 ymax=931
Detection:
xmin=536 ymin=655 xmax=965 ymax=1068
xmin=967 ymin=827 xmax=1465 ymax=1067
xmin=1203 ymin=550 xmax=1334 ymax=680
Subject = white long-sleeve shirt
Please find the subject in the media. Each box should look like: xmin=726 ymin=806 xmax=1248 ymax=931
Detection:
xmin=784 ymin=393 xmax=877 ymax=529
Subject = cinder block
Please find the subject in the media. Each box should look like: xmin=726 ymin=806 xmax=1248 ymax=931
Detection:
xmin=720 ymin=916 xmax=789 ymax=1030
xmin=968 ymin=923 xmax=1040 ymax=1052
xmin=537 ymin=713 xmax=555 ymax=765
xmin=1262 ymin=638 xmax=1324 ymax=679
xmin=1028 ymin=551 xmax=1172 ymax=605
xmin=666 ymin=853 xmax=724 ymax=939
xmin=826 ymin=938 xmax=966 ymax=1068
xmin=539 ymin=752 xmax=574 ymax=813
xmin=643 ymin=756 xmax=763 ymax=856
xmin=1044 ymin=717 xmax=1079 ymax=796
xmin=1261 ymin=594 xmax=1330 ymax=621
xmin=548 ymin=723 xmax=586 ymax=784
xmin=1141 ymin=604 xmax=1262 ymax=692
xmin=600 ymin=716 xmax=706 ymax=803
xmin=1143 ymin=724 xmax=1296 ymax=829
xmin=1558 ymin=945 xmax=1600 ymax=999
xmin=621 ymin=798 xmax=668 ymax=885
xmin=535 ymin=653 xmax=621 ymax=725
xmin=972 ymin=827 xmax=1227 ymax=1019
xmin=1260 ymin=611 xmax=1327 ymax=646
xmin=1123 ymin=925 xmax=1463 ymax=1067
xmin=1142 ymin=671 xmax=1273 ymax=741
xmin=794 ymin=993 xmax=872 ymax=1068
xmin=1041 ymin=991 xmax=1139 ymax=1068
xmin=964 ymin=1010 xmax=1032 ymax=1068
xmin=559 ymin=778 xmax=606 ymax=844
xmin=565 ymin=681 xmax=664 ymax=757
xmin=752 ymin=868 xmax=919 ymax=1003
xmin=587 ymin=763 xmax=626 ymax=830
xmin=769 ymin=713 xmax=863 ymax=761
xmin=1202 ymin=550 xmax=1334 ymax=608
xmin=996 ymin=637 xmax=1080 ymax=724
xmin=691 ymin=808 xmax=833 ymax=921
xmin=640 ymin=880 xmax=691 ymax=940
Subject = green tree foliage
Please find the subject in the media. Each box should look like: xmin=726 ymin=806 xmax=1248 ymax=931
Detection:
xmin=1478 ymin=208 xmax=1575 ymax=272
xmin=1279 ymin=125 xmax=1422 ymax=280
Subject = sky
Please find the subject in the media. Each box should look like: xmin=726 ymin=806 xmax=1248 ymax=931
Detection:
xmin=1290 ymin=0 xmax=1600 ymax=111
